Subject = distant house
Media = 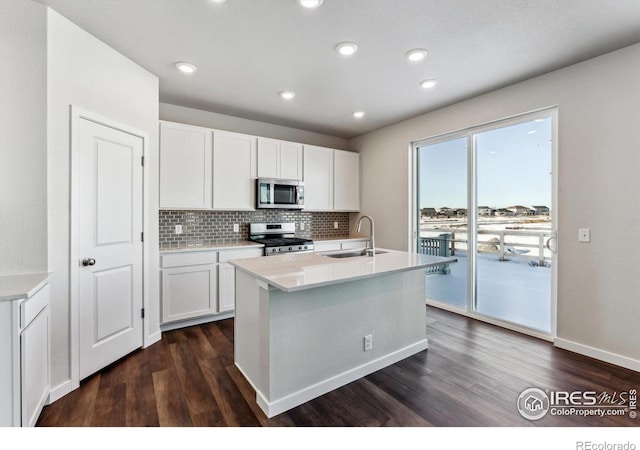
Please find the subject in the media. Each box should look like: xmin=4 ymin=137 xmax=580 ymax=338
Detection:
xmin=494 ymin=208 xmax=515 ymax=217
xmin=421 ymin=207 xmax=436 ymax=218
xmin=531 ymin=205 xmax=550 ymax=215
xmin=507 ymin=205 xmax=534 ymax=216
xmin=455 ymin=208 xmax=467 ymax=217
xmin=437 ymin=207 xmax=455 ymax=217
xmin=478 ymin=206 xmax=493 ymax=216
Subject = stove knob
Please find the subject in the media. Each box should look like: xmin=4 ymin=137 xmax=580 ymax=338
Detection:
xmin=304 ymin=245 xmax=308 ymax=249
xmin=288 ymin=247 xmax=293 ymax=251
xmin=278 ymin=248 xmax=282 ymax=252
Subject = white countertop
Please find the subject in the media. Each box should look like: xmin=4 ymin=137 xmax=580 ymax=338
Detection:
xmin=0 ymin=272 xmax=52 ymax=302
xmin=229 ymin=249 xmax=457 ymax=293
xmin=160 ymin=240 xmax=264 ymax=253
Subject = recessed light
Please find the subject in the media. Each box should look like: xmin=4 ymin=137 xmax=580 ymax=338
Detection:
xmin=297 ymin=0 xmax=324 ymax=8
xmin=353 ymin=111 xmax=365 ymax=119
xmin=336 ymin=42 xmax=358 ymax=56
xmin=527 ymin=130 xmax=537 ymax=135
xmin=280 ymin=91 xmax=296 ymax=100
xmin=406 ymin=48 xmax=428 ymax=62
xmin=419 ymin=79 xmax=438 ymax=89
xmin=175 ymin=62 xmax=197 ymax=74
xmin=210 ymin=0 xmax=227 ymax=3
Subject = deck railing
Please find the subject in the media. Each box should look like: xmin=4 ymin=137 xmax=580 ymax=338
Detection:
xmin=417 ymin=233 xmax=452 ymax=274
xmin=418 ymin=228 xmax=552 ymax=267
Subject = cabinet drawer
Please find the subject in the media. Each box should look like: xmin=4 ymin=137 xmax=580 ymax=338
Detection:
xmin=20 ymin=284 xmax=49 ymax=330
xmin=161 ymin=251 xmax=218 ymax=268
xmin=219 ymin=248 xmax=263 ymax=263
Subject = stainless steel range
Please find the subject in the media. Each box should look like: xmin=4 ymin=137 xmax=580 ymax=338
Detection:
xmin=249 ymin=222 xmax=314 ymax=256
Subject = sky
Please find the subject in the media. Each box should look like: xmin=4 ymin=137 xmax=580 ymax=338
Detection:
xmin=418 ymin=117 xmax=552 ymax=210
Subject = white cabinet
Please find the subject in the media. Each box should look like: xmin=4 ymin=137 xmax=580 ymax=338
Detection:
xmin=218 ymin=248 xmax=263 ymax=313
xmin=334 ymin=150 xmax=360 ymax=212
xmin=0 ymin=279 xmax=50 ymax=427
xmin=303 ymin=145 xmax=334 ymax=211
xmin=161 ymin=252 xmax=218 ymax=323
xmin=257 ymin=138 xmax=303 ymax=181
xmin=159 ymin=121 xmax=212 ymax=209
xmin=314 ymin=238 xmax=369 ymax=253
xmin=160 ymin=247 xmax=263 ymax=324
xmin=213 ymin=130 xmax=257 ymax=210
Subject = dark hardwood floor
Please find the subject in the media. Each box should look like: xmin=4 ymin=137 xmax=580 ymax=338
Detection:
xmin=37 ymin=306 xmax=640 ymax=427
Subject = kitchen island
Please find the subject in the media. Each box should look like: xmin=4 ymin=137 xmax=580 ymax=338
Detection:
xmin=229 ymin=249 xmax=456 ymax=418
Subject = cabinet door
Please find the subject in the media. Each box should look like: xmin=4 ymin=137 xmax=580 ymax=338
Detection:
xmin=160 ymin=121 xmax=212 ymax=209
xmin=21 ymin=307 xmax=49 ymax=427
xmin=303 ymin=145 xmax=334 ymax=211
xmin=213 ymin=131 xmax=257 ymax=210
xmin=218 ymin=262 xmax=236 ymax=313
xmin=279 ymin=141 xmax=303 ymax=180
xmin=162 ymin=265 xmax=218 ymax=323
xmin=257 ymin=138 xmax=280 ymax=179
xmin=334 ymin=150 xmax=360 ymax=211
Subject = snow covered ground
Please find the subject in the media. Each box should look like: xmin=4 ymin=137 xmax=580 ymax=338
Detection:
xmin=426 ymin=250 xmax=552 ymax=333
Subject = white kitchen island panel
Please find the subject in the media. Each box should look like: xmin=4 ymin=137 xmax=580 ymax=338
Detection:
xmin=232 ymin=250 xmax=456 ymax=418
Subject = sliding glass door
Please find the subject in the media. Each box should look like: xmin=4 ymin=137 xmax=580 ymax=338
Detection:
xmin=414 ymin=110 xmax=556 ymax=336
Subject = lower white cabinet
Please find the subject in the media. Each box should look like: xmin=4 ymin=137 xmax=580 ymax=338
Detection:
xmin=218 ymin=248 xmax=263 ymax=313
xmin=314 ymin=238 xmax=370 ymax=253
xmin=0 ymin=279 xmax=50 ymax=427
xmin=161 ymin=247 xmax=263 ymax=324
xmin=161 ymin=251 xmax=218 ymax=323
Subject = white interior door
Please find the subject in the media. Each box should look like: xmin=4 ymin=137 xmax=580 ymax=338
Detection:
xmin=78 ymin=118 xmax=143 ymax=380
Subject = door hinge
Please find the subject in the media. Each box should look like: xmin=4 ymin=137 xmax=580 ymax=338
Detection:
xmin=141 ymin=232 xmax=144 ymax=242
xmin=141 ymin=156 xmax=144 ymax=166
xmin=141 ymin=308 xmax=145 ymax=319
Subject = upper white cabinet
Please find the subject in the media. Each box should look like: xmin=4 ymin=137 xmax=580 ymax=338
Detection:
xmin=257 ymin=138 xmax=303 ymax=180
xmin=160 ymin=121 xmax=212 ymax=209
xmin=213 ymin=130 xmax=257 ymax=210
xmin=159 ymin=120 xmax=359 ymax=212
xmin=303 ymin=145 xmax=334 ymax=211
xmin=304 ymin=146 xmax=360 ymax=212
xmin=333 ymin=150 xmax=360 ymax=211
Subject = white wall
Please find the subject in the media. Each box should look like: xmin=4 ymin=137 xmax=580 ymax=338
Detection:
xmin=47 ymin=9 xmax=160 ymax=394
xmin=350 ymin=43 xmax=640 ymax=369
xmin=0 ymin=0 xmax=47 ymax=275
xmin=160 ymin=103 xmax=349 ymax=150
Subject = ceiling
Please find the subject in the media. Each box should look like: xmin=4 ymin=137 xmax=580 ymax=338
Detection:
xmin=37 ymin=0 xmax=640 ymax=139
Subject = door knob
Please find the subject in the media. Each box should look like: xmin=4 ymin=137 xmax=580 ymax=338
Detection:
xmin=82 ymin=258 xmax=96 ymax=266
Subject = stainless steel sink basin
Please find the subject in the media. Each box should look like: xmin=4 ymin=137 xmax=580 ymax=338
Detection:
xmin=323 ymin=249 xmax=388 ymax=258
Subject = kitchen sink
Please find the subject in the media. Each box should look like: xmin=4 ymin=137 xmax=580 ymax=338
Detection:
xmin=323 ymin=249 xmax=388 ymax=258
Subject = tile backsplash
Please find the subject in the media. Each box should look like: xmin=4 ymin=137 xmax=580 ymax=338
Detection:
xmin=159 ymin=210 xmax=351 ymax=249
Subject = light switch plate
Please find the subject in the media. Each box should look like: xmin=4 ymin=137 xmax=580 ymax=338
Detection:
xmin=233 ymin=224 xmax=239 ymax=233
xmin=578 ymin=228 xmax=590 ymax=243
xmin=300 ymin=222 xmax=305 ymax=231
xmin=175 ymin=224 xmax=183 ymax=234
xmin=334 ymin=222 xmax=339 ymax=229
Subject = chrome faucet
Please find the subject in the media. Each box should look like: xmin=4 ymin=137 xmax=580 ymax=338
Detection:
xmin=356 ymin=215 xmax=375 ymax=256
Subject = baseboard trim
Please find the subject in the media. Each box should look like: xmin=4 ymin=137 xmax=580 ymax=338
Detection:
xmin=48 ymin=379 xmax=78 ymax=404
xmin=144 ymin=330 xmax=162 ymax=348
xmin=159 ymin=311 xmax=234 ymax=332
xmin=256 ymin=339 xmax=429 ymax=418
xmin=554 ymin=338 xmax=640 ymax=372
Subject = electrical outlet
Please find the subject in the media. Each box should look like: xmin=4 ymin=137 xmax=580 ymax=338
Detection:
xmin=233 ymin=223 xmax=239 ymax=233
xmin=300 ymin=222 xmax=305 ymax=231
xmin=578 ymin=228 xmax=590 ymax=243
xmin=364 ymin=334 xmax=373 ymax=351
xmin=175 ymin=224 xmax=183 ymax=234
xmin=334 ymin=221 xmax=339 ymax=229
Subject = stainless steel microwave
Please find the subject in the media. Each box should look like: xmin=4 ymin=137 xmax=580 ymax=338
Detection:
xmin=256 ymin=178 xmax=304 ymax=209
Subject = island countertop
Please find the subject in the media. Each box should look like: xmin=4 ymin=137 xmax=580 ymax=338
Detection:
xmin=229 ymin=249 xmax=457 ymax=293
